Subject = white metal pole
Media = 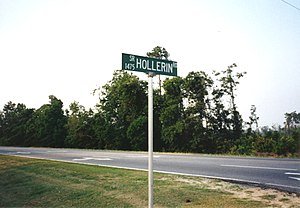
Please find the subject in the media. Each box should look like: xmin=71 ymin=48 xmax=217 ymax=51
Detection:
xmin=148 ymin=73 xmax=154 ymax=208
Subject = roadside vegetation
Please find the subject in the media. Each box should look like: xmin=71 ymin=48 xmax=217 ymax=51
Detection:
xmin=0 ymin=46 xmax=299 ymax=156
xmin=1 ymin=155 xmax=299 ymax=208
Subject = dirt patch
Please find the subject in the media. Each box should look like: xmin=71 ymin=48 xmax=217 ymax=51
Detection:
xmin=175 ymin=177 xmax=300 ymax=208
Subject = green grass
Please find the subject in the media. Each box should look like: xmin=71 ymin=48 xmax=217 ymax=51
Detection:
xmin=260 ymin=194 xmax=277 ymax=201
xmin=0 ymin=155 xmax=269 ymax=207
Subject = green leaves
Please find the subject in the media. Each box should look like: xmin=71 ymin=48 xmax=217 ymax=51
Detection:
xmin=160 ymin=77 xmax=185 ymax=151
xmin=0 ymin=62 xmax=298 ymax=156
xmin=146 ymin=46 xmax=169 ymax=60
xmin=0 ymin=102 xmax=34 ymax=146
xmin=65 ymin=102 xmax=96 ymax=148
xmin=29 ymin=96 xmax=67 ymax=147
xmin=127 ymin=116 xmax=147 ymax=151
xmin=96 ymin=70 xmax=147 ymax=150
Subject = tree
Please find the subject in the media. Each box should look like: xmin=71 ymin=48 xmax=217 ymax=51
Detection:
xmin=285 ymin=111 xmax=300 ymax=130
xmin=0 ymin=102 xmax=34 ymax=146
xmin=127 ymin=115 xmax=148 ymax=150
xmin=213 ymin=64 xmax=246 ymax=150
xmin=147 ymin=46 xmax=170 ymax=95
xmin=246 ymin=105 xmax=259 ymax=134
xmin=183 ymin=71 xmax=214 ymax=152
xmin=210 ymin=86 xmax=231 ymax=153
xmin=0 ymin=111 xmax=3 ymax=141
xmin=142 ymin=46 xmax=172 ymax=151
xmin=97 ymin=70 xmax=147 ymax=150
xmin=160 ymin=77 xmax=185 ymax=151
xmin=65 ymin=101 xmax=97 ymax=148
xmin=147 ymin=46 xmax=169 ymax=60
xmin=26 ymin=95 xmax=67 ymax=147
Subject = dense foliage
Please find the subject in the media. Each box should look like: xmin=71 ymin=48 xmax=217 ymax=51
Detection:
xmin=1 ymin=43 xmax=299 ymax=156
xmin=1 ymin=69 xmax=299 ymax=156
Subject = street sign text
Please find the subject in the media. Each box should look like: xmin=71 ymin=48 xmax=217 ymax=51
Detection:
xmin=122 ymin=53 xmax=177 ymax=76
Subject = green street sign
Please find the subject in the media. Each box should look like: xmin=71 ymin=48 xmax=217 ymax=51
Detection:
xmin=122 ymin=53 xmax=177 ymax=76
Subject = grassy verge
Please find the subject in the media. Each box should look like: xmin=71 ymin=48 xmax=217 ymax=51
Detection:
xmin=0 ymin=155 xmax=298 ymax=207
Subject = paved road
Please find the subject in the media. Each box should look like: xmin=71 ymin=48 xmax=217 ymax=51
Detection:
xmin=0 ymin=146 xmax=299 ymax=193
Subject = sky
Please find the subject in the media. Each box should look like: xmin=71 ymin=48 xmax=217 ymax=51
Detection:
xmin=0 ymin=0 xmax=299 ymax=127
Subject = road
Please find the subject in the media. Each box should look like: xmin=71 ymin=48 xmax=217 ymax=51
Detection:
xmin=0 ymin=146 xmax=299 ymax=193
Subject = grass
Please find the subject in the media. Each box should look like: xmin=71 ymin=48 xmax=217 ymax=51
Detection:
xmin=0 ymin=155 xmax=275 ymax=207
xmin=260 ymin=194 xmax=277 ymax=201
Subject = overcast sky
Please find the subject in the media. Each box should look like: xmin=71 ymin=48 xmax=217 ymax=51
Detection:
xmin=0 ymin=0 xmax=299 ymax=127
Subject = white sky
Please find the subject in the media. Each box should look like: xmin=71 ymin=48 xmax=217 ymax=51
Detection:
xmin=0 ymin=0 xmax=299 ymax=127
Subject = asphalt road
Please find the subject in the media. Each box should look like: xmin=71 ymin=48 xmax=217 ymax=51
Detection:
xmin=0 ymin=146 xmax=299 ymax=193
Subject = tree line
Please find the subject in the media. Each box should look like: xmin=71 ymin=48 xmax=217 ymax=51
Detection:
xmin=0 ymin=47 xmax=299 ymax=156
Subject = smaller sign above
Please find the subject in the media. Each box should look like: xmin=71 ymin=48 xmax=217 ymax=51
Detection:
xmin=122 ymin=53 xmax=177 ymax=76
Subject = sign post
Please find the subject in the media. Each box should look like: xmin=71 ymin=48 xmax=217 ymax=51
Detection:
xmin=122 ymin=53 xmax=177 ymax=208
xmin=148 ymin=72 xmax=154 ymax=208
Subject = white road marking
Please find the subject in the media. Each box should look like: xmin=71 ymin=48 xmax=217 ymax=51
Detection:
xmin=46 ymin=150 xmax=67 ymax=153
xmin=126 ymin=155 xmax=160 ymax=158
xmin=2 ymin=153 xmax=300 ymax=191
xmin=288 ymin=177 xmax=300 ymax=181
xmin=285 ymin=172 xmax=300 ymax=175
xmin=155 ymin=170 xmax=300 ymax=190
xmin=284 ymin=172 xmax=300 ymax=181
xmin=16 ymin=152 xmax=31 ymax=154
xmin=73 ymin=157 xmax=112 ymax=161
xmin=221 ymin=164 xmax=297 ymax=171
